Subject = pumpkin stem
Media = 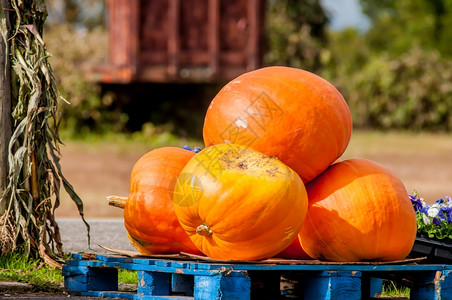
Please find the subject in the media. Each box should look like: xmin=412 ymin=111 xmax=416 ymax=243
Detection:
xmin=196 ymin=223 xmax=213 ymax=237
xmin=107 ymin=195 xmax=128 ymax=209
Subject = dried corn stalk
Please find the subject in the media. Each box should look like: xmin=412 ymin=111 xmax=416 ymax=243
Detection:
xmin=0 ymin=0 xmax=89 ymax=264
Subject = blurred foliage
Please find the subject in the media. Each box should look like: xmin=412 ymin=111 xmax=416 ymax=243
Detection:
xmin=42 ymin=0 xmax=452 ymax=136
xmin=265 ymin=0 xmax=329 ymax=72
xmin=359 ymin=0 xmax=452 ymax=57
xmin=44 ymin=0 xmax=128 ymax=137
xmin=43 ymin=24 xmax=126 ymax=136
xmin=324 ymin=44 xmax=452 ymax=131
xmin=46 ymin=0 xmax=105 ymax=29
xmin=318 ymin=0 xmax=452 ymax=131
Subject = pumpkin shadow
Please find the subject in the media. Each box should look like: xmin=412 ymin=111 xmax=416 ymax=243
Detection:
xmin=303 ymin=205 xmax=375 ymax=261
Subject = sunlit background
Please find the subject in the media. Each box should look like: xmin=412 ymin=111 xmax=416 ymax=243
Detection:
xmin=38 ymin=0 xmax=452 ymax=217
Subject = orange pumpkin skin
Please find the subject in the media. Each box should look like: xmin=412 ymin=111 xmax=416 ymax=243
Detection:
xmin=202 ymin=66 xmax=352 ymax=183
xmin=124 ymin=147 xmax=203 ymax=255
xmin=276 ymin=238 xmax=311 ymax=260
xmin=299 ymin=158 xmax=417 ymax=262
xmin=173 ymin=144 xmax=308 ymax=261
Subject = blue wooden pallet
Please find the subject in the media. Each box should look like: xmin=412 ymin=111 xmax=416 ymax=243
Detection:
xmin=63 ymin=253 xmax=452 ymax=300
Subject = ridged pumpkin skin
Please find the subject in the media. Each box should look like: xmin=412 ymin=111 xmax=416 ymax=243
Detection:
xmin=299 ymin=158 xmax=417 ymax=262
xmin=124 ymin=147 xmax=202 ymax=255
xmin=173 ymin=144 xmax=308 ymax=261
xmin=202 ymin=66 xmax=352 ymax=183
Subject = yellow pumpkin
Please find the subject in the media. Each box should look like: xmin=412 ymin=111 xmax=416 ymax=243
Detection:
xmin=172 ymin=144 xmax=308 ymax=260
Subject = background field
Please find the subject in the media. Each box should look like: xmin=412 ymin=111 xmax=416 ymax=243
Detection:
xmin=56 ymin=131 xmax=452 ymax=218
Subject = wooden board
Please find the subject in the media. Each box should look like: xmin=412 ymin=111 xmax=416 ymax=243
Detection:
xmin=99 ymin=244 xmax=426 ymax=266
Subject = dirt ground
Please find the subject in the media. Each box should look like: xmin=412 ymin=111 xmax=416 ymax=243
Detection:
xmin=57 ymin=142 xmax=145 ymax=218
xmin=56 ymin=131 xmax=452 ymax=218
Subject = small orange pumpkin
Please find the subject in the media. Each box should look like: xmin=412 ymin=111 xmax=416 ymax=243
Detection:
xmin=202 ymin=66 xmax=352 ymax=183
xmin=299 ymin=158 xmax=417 ymax=262
xmin=123 ymin=147 xmax=202 ymax=255
xmin=173 ymin=144 xmax=308 ymax=261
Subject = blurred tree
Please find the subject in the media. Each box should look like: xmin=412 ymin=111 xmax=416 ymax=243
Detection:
xmin=46 ymin=0 xmax=105 ymax=29
xmin=265 ymin=0 xmax=329 ymax=72
xmin=44 ymin=25 xmax=112 ymax=135
xmin=44 ymin=0 xmax=112 ymax=136
xmin=359 ymin=0 xmax=452 ymax=56
xmin=319 ymin=27 xmax=370 ymax=82
xmin=319 ymin=0 xmax=452 ymax=132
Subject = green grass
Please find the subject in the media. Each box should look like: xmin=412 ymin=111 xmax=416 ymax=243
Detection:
xmin=59 ymin=128 xmax=204 ymax=161
xmin=0 ymin=251 xmax=138 ymax=292
xmin=0 ymin=251 xmax=64 ymax=292
xmin=118 ymin=269 xmax=138 ymax=284
xmin=381 ymin=280 xmax=410 ymax=298
xmin=59 ymin=126 xmax=203 ymax=151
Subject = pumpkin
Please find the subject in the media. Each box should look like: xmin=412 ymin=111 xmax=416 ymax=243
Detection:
xmin=123 ymin=147 xmax=203 ymax=255
xmin=276 ymin=238 xmax=311 ymax=260
xmin=299 ymin=158 xmax=417 ymax=262
xmin=202 ymin=66 xmax=352 ymax=183
xmin=172 ymin=144 xmax=308 ymax=260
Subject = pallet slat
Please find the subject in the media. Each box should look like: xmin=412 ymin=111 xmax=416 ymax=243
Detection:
xmin=63 ymin=265 xmax=118 ymax=293
xmin=63 ymin=254 xmax=452 ymax=300
xmin=304 ymin=271 xmax=362 ymax=300
xmin=194 ymin=272 xmax=250 ymax=300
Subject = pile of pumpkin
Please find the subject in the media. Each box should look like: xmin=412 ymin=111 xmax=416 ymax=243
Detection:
xmin=110 ymin=66 xmax=417 ymax=262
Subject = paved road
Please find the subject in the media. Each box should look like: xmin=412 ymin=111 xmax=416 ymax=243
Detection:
xmin=58 ymin=218 xmax=136 ymax=254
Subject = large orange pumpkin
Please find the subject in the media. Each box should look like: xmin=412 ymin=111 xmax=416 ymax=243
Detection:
xmin=202 ymin=66 xmax=352 ymax=183
xmin=299 ymin=158 xmax=417 ymax=262
xmin=123 ymin=147 xmax=203 ymax=255
xmin=172 ymin=144 xmax=308 ymax=260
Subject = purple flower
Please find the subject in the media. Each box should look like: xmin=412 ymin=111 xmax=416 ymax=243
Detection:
xmin=182 ymin=145 xmax=203 ymax=153
xmin=433 ymin=217 xmax=441 ymax=225
xmin=436 ymin=198 xmax=446 ymax=204
xmin=420 ymin=206 xmax=429 ymax=214
xmin=438 ymin=206 xmax=449 ymax=222
xmin=412 ymin=192 xmax=452 ymax=233
xmin=410 ymin=194 xmax=424 ymax=212
xmin=442 ymin=206 xmax=452 ymax=223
